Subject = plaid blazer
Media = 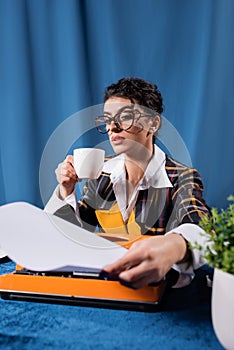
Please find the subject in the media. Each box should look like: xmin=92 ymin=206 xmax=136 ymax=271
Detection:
xmin=55 ymin=155 xmax=210 ymax=235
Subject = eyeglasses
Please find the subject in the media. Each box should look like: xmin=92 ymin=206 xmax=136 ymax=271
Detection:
xmin=95 ymin=108 xmax=154 ymax=134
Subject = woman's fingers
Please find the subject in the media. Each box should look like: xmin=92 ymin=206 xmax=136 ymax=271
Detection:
xmin=55 ymin=155 xmax=79 ymax=198
xmin=104 ymin=247 xmax=144 ymax=276
xmin=65 ymin=155 xmax=74 ymax=164
xmin=118 ymin=261 xmax=161 ymax=289
xmin=103 ymin=236 xmax=178 ymax=289
xmin=55 ymin=156 xmax=78 ymax=184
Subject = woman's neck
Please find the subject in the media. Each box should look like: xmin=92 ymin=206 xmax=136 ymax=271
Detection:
xmin=124 ymin=145 xmax=154 ymax=187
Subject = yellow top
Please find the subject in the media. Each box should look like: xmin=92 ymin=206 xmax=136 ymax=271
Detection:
xmin=95 ymin=203 xmax=142 ymax=247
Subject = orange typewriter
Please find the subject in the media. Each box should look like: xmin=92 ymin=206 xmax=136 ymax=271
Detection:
xmin=0 ymin=202 xmax=170 ymax=311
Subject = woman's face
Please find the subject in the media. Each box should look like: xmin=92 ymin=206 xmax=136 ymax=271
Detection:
xmin=103 ymin=97 xmax=159 ymax=157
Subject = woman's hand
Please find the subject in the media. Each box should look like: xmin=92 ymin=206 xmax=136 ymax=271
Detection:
xmin=104 ymin=234 xmax=187 ymax=289
xmin=55 ymin=155 xmax=79 ymax=199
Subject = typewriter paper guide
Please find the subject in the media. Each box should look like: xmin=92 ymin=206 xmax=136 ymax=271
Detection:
xmin=0 ymin=202 xmax=127 ymax=272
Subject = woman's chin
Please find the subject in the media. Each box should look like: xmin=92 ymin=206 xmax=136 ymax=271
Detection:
xmin=111 ymin=144 xmax=126 ymax=154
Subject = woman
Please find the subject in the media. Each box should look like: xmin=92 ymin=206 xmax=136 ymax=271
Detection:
xmin=45 ymin=77 xmax=210 ymax=289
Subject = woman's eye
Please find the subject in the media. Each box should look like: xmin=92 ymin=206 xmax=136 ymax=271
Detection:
xmin=104 ymin=117 xmax=112 ymax=124
xmin=119 ymin=113 xmax=134 ymax=122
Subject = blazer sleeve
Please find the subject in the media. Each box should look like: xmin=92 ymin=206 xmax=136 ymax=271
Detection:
xmin=166 ymin=167 xmax=210 ymax=231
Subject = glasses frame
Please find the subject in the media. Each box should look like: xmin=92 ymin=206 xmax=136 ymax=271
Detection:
xmin=95 ymin=107 xmax=155 ymax=134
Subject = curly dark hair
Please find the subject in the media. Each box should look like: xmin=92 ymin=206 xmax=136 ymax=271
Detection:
xmin=104 ymin=77 xmax=164 ymax=114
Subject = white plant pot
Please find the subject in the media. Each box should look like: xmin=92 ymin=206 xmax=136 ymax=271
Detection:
xmin=212 ymin=268 xmax=234 ymax=350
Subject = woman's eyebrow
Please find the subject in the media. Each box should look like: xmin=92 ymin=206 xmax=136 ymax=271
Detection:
xmin=104 ymin=104 xmax=134 ymax=115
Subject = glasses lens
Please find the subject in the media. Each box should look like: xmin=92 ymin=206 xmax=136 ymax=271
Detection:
xmin=95 ymin=116 xmax=109 ymax=134
xmin=116 ymin=112 xmax=134 ymax=130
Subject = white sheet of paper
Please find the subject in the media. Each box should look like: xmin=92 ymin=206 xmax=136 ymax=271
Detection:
xmin=0 ymin=247 xmax=7 ymax=259
xmin=0 ymin=202 xmax=127 ymax=272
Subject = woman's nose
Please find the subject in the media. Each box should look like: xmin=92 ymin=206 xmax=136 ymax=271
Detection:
xmin=108 ymin=120 xmax=120 ymax=133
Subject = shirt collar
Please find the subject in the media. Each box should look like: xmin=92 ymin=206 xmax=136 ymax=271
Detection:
xmin=103 ymin=144 xmax=173 ymax=189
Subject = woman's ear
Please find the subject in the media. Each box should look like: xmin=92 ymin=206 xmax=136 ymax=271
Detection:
xmin=152 ymin=114 xmax=161 ymax=131
xmin=147 ymin=115 xmax=161 ymax=136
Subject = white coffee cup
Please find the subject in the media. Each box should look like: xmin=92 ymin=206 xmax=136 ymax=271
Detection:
xmin=73 ymin=148 xmax=105 ymax=179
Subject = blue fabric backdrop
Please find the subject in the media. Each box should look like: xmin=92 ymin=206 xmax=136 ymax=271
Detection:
xmin=0 ymin=0 xmax=233 ymax=209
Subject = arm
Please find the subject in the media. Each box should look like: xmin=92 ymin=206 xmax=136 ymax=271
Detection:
xmin=104 ymin=233 xmax=187 ymax=289
xmin=165 ymin=167 xmax=210 ymax=280
xmin=167 ymin=167 xmax=209 ymax=230
xmin=44 ymin=155 xmax=98 ymax=231
xmin=44 ymin=155 xmax=81 ymax=226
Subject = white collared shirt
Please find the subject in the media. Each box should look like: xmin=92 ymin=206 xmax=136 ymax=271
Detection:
xmin=102 ymin=145 xmax=172 ymax=222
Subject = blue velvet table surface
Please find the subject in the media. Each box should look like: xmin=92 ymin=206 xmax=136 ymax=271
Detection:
xmin=0 ymin=261 xmax=223 ymax=350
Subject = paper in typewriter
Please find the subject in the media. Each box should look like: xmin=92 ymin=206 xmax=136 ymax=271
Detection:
xmin=0 ymin=202 xmax=127 ymax=272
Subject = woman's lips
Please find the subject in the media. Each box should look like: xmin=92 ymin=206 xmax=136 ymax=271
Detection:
xmin=110 ymin=135 xmax=125 ymax=145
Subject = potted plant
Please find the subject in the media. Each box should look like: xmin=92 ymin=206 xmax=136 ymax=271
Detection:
xmin=197 ymin=195 xmax=234 ymax=350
